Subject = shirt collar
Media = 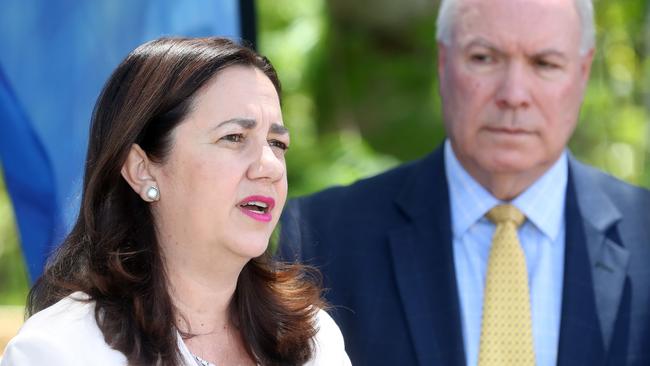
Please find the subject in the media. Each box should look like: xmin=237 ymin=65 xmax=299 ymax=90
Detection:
xmin=445 ymin=140 xmax=499 ymax=239
xmin=512 ymin=150 xmax=567 ymax=241
xmin=445 ymin=139 xmax=567 ymax=241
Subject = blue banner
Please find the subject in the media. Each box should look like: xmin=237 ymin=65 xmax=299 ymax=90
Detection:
xmin=0 ymin=0 xmax=247 ymax=281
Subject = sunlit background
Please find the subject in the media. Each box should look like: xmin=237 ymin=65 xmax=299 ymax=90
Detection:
xmin=1 ymin=0 xmax=648 ymax=352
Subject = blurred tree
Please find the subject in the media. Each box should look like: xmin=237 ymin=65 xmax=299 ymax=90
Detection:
xmin=258 ymin=0 xmax=399 ymax=197
xmin=314 ymin=0 xmax=442 ymax=160
xmin=572 ymin=0 xmax=650 ymax=187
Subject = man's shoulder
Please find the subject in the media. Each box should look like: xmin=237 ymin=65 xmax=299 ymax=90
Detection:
xmin=297 ymin=152 xmax=434 ymax=207
xmin=570 ymin=157 xmax=650 ymax=208
xmin=280 ymin=152 xmax=439 ymax=252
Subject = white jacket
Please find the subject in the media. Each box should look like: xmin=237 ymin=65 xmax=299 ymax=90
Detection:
xmin=1 ymin=292 xmax=351 ymax=365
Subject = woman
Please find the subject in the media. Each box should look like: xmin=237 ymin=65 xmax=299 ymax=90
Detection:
xmin=1 ymin=37 xmax=350 ymax=366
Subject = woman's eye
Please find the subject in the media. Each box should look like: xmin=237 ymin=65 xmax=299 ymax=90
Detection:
xmin=221 ymin=133 xmax=244 ymax=143
xmin=269 ymin=139 xmax=289 ymax=151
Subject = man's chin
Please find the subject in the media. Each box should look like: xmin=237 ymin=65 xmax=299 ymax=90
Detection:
xmin=478 ymin=152 xmax=543 ymax=176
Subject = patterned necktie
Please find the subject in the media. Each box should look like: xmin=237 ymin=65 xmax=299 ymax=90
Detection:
xmin=478 ymin=204 xmax=535 ymax=366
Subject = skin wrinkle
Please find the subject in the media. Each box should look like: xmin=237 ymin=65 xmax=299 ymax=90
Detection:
xmin=214 ymin=117 xmax=289 ymax=136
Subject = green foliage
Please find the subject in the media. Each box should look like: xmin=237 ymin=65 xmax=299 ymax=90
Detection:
xmin=258 ymin=0 xmax=400 ymax=196
xmin=571 ymin=0 xmax=650 ymax=187
xmin=0 ymin=166 xmax=30 ymax=305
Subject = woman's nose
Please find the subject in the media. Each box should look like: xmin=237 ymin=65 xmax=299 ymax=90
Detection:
xmin=247 ymin=144 xmax=285 ymax=182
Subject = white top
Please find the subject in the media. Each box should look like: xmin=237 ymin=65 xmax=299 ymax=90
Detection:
xmin=1 ymin=292 xmax=351 ymax=366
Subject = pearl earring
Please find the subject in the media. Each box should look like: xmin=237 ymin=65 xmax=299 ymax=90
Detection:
xmin=146 ymin=186 xmax=160 ymax=202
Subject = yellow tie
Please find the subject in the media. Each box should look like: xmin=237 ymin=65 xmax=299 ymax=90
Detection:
xmin=478 ymin=204 xmax=535 ymax=366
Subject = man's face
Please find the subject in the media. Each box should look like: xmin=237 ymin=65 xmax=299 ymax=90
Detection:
xmin=438 ymin=0 xmax=593 ymax=189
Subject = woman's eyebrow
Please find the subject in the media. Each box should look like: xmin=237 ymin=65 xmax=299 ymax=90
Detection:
xmin=215 ymin=117 xmax=257 ymax=130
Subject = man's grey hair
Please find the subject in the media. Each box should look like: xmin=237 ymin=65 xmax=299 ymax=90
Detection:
xmin=435 ymin=0 xmax=595 ymax=55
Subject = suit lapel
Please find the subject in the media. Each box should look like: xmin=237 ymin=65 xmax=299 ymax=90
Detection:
xmin=388 ymin=148 xmax=465 ymax=366
xmin=557 ymin=157 xmax=629 ymax=365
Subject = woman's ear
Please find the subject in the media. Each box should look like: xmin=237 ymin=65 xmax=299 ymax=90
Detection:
xmin=121 ymin=144 xmax=160 ymax=202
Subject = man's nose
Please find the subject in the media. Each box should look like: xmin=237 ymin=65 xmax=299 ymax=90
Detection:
xmin=495 ymin=61 xmax=532 ymax=109
xmin=247 ymin=144 xmax=285 ymax=182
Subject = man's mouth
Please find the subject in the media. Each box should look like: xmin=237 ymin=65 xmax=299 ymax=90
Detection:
xmin=484 ymin=126 xmax=532 ymax=134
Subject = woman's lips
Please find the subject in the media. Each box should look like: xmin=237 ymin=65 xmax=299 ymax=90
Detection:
xmin=238 ymin=195 xmax=275 ymax=222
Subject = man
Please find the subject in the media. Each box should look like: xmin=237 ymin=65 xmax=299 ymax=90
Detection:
xmin=280 ymin=0 xmax=650 ymax=365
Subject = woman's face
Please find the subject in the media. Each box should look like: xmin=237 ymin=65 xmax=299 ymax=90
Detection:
xmin=151 ymin=65 xmax=288 ymax=265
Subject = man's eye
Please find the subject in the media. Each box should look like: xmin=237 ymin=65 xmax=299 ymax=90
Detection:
xmin=535 ymin=59 xmax=560 ymax=70
xmin=470 ymin=53 xmax=494 ymax=63
xmin=269 ymin=139 xmax=289 ymax=151
xmin=221 ymin=134 xmax=244 ymax=143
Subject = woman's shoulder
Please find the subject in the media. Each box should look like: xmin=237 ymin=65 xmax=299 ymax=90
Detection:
xmin=11 ymin=292 xmax=104 ymax=344
xmin=305 ymin=309 xmax=351 ymax=366
xmin=20 ymin=292 xmax=93 ymax=329
xmin=1 ymin=292 xmax=127 ymax=366
xmin=313 ymin=309 xmax=344 ymax=344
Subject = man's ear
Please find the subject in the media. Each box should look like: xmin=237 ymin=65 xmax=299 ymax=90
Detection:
xmin=121 ymin=144 xmax=160 ymax=202
xmin=437 ymin=41 xmax=448 ymax=78
xmin=580 ymin=47 xmax=595 ymax=89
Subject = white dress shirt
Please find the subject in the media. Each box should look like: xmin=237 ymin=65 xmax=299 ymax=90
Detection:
xmin=445 ymin=140 xmax=567 ymax=366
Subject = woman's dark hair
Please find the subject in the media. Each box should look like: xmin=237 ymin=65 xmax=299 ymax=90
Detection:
xmin=27 ymin=37 xmax=323 ymax=366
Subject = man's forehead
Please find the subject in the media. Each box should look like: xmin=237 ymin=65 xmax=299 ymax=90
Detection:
xmin=453 ymin=0 xmax=581 ymax=51
xmin=455 ymin=0 xmax=580 ymax=29
xmin=457 ymin=0 xmax=575 ymax=11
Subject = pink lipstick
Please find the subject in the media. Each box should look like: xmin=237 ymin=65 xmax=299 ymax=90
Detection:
xmin=238 ymin=195 xmax=275 ymax=222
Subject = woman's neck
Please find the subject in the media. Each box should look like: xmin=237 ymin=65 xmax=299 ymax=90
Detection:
xmin=170 ymin=277 xmax=233 ymax=333
xmin=164 ymin=249 xmax=244 ymax=334
xmin=164 ymin=249 xmax=255 ymax=365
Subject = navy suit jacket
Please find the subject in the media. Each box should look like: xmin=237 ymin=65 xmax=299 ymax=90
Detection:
xmin=280 ymin=147 xmax=650 ymax=366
